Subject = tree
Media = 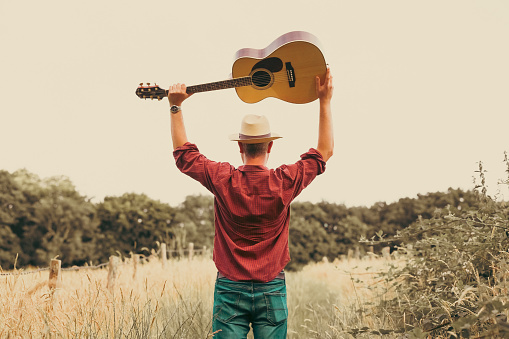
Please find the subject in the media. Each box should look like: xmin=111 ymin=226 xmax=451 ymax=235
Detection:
xmin=96 ymin=193 xmax=176 ymax=261
xmin=288 ymin=202 xmax=336 ymax=270
xmin=175 ymin=194 xmax=214 ymax=250
xmin=13 ymin=170 xmax=100 ymax=267
xmin=0 ymin=170 xmax=25 ymax=268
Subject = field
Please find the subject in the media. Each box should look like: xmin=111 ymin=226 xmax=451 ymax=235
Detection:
xmin=0 ymin=255 xmax=397 ymax=338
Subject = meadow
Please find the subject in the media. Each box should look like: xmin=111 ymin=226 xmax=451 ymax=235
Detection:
xmin=0 ymin=255 xmax=397 ymax=338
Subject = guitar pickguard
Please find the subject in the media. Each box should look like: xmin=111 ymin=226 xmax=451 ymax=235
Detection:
xmin=251 ymin=57 xmax=283 ymax=73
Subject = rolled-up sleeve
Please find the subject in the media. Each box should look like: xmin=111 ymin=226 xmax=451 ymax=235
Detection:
xmin=173 ymin=142 xmax=233 ymax=193
xmin=275 ymin=148 xmax=326 ymax=202
xmin=300 ymin=148 xmax=326 ymax=176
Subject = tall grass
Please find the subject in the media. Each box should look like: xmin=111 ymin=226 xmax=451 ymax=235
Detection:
xmin=0 ymin=256 xmax=397 ymax=338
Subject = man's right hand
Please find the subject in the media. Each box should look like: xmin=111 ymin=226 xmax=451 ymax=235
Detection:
xmin=168 ymin=83 xmax=193 ymax=107
xmin=316 ymin=67 xmax=334 ymax=103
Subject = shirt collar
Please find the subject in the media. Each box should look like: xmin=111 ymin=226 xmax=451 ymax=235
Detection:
xmin=238 ymin=165 xmax=269 ymax=172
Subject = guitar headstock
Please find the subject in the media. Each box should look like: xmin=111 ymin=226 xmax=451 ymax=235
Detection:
xmin=136 ymin=83 xmax=167 ymax=101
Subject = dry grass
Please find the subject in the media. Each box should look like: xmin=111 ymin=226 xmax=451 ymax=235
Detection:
xmin=286 ymin=257 xmax=400 ymax=338
xmin=0 ymin=255 xmax=399 ymax=338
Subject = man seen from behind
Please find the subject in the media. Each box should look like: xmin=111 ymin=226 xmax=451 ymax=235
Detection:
xmin=167 ymin=67 xmax=334 ymax=338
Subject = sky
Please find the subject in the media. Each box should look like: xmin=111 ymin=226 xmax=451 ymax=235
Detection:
xmin=1 ymin=0 xmax=508 ymax=208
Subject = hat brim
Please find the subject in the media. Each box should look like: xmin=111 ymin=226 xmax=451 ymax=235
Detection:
xmin=229 ymin=133 xmax=282 ymax=144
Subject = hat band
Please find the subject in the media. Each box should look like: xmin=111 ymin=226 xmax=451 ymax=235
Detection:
xmin=238 ymin=132 xmax=272 ymax=140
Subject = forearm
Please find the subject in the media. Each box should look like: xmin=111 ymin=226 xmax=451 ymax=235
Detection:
xmin=316 ymin=99 xmax=334 ymax=162
xmin=167 ymin=83 xmax=192 ymax=150
xmin=170 ymin=110 xmax=188 ymax=150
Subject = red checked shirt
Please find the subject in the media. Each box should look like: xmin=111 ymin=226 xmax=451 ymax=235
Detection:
xmin=173 ymin=142 xmax=326 ymax=282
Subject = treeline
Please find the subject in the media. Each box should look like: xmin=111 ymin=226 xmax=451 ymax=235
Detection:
xmin=0 ymin=169 xmax=481 ymax=270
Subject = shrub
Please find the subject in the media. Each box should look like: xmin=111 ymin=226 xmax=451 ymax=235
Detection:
xmin=367 ymin=153 xmax=509 ymax=338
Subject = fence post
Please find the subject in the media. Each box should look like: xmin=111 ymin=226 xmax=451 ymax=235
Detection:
xmin=132 ymin=254 xmax=140 ymax=280
xmin=382 ymin=247 xmax=391 ymax=261
xmin=161 ymin=243 xmax=167 ymax=268
xmin=202 ymin=245 xmax=207 ymax=257
xmin=107 ymin=256 xmax=120 ymax=292
xmin=188 ymin=242 xmax=194 ymax=261
xmin=368 ymin=246 xmax=375 ymax=260
xmin=48 ymin=259 xmax=62 ymax=294
xmin=47 ymin=259 xmax=62 ymax=309
xmin=178 ymin=239 xmax=184 ymax=258
xmin=347 ymin=249 xmax=354 ymax=261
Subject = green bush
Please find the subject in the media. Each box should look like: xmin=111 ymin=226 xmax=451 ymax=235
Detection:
xmin=369 ymin=154 xmax=509 ymax=338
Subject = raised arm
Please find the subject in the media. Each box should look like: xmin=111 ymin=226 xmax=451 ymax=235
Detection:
xmin=315 ymin=67 xmax=334 ymax=162
xmin=168 ymin=84 xmax=193 ymax=150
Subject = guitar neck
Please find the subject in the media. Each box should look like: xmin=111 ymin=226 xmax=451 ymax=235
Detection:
xmin=165 ymin=76 xmax=253 ymax=95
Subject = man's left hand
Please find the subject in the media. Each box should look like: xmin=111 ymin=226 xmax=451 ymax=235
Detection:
xmin=168 ymin=83 xmax=193 ymax=107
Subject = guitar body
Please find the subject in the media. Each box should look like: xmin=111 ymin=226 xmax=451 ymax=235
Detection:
xmin=232 ymin=31 xmax=327 ymax=104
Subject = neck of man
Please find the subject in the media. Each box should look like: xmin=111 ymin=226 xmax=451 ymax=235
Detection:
xmin=242 ymin=154 xmax=268 ymax=166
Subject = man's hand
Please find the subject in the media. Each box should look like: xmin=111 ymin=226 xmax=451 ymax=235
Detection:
xmin=316 ymin=67 xmax=334 ymax=103
xmin=168 ymin=83 xmax=193 ymax=107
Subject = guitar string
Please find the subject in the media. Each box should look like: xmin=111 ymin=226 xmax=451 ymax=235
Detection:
xmin=138 ymin=63 xmax=324 ymax=87
xmin=139 ymin=63 xmax=324 ymax=87
xmin=139 ymin=68 xmax=325 ymax=95
xmin=191 ymin=67 xmax=325 ymax=88
xmin=188 ymin=73 xmax=323 ymax=90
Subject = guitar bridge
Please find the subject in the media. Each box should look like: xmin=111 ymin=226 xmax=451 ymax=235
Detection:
xmin=285 ymin=62 xmax=296 ymax=88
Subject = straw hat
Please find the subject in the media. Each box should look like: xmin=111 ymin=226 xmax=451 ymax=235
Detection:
xmin=229 ymin=114 xmax=282 ymax=144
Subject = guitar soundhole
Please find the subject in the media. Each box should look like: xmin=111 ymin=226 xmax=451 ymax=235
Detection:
xmin=251 ymin=70 xmax=273 ymax=89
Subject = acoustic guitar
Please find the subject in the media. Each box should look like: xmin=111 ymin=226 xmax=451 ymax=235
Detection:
xmin=136 ymin=31 xmax=327 ymax=104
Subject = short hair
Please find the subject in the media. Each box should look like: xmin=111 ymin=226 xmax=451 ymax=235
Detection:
xmin=241 ymin=142 xmax=270 ymax=158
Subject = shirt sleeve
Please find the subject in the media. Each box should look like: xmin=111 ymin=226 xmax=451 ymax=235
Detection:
xmin=173 ymin=142 xmax=234 ymax=193
xmin=275 ymin=148 xmax=326 ymax=203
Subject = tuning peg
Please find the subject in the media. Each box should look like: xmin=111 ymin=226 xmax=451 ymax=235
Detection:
xmin=147 ymin=82 xmax=151 ymax=86
xmin=139 ymin=83 xmax=143 ymax=87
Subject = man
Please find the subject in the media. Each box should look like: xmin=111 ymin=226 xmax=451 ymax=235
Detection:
xmin=168 ymin=67 xmax=333 ymax=338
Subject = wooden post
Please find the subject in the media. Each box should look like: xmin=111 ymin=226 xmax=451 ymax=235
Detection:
xmin=382 ymin=247 xmax=391 ymax=261
xmin=47 ymin=259 xmax=62 ymax=309
xmin=161 ymin=243 xmax=167 ymax=268
xmin=188 ymin=242 xmax=194 ymax=261
xmin=347 ymin=249 xmax=354 ymax=262
xmin=202 ymin=245 xmax=207 ymax=257
xmin=48 ymin=259 xmax=62 ymax=292
xmin=368 ymin=246 xmax=375 ymax=260
xmin=132 ymin=254 xmax=140 ymax=280
xmin=178 ymin=239 xmax=184 ymax=258
xmin=107 ymin=256 xmax=120 ymax=292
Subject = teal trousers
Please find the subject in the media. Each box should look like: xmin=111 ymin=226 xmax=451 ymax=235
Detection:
xmin=212 ymin=276 xmax=288 ymax=338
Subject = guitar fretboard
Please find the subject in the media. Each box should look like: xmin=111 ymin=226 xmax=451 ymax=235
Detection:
xmin=185 ymin=76 xmax=252 ymax=94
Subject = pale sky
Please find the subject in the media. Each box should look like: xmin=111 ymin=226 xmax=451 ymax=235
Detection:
xmin=1 ymin=0 xmax=508 ymax=207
